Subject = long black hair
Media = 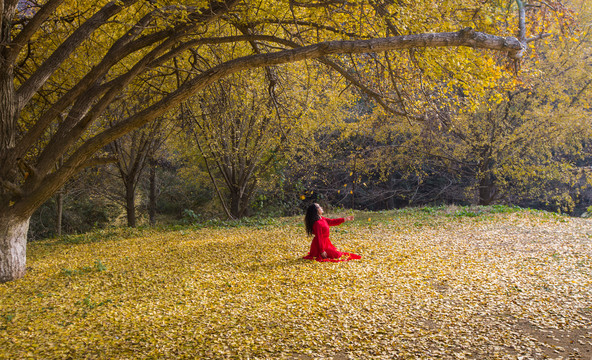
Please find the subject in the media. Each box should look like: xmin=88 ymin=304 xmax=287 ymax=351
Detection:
xmin=304 ymin=203 xmax=321 ymax=236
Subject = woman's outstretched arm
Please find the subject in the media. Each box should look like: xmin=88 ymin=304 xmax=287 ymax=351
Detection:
xmin=326 ymin=215 xmax=354 ymax=226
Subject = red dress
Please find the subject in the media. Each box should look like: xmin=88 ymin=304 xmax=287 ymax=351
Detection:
xmin=303 ymin=217 xmax=361 ymax=262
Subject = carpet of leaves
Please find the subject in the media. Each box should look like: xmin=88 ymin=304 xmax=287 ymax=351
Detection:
xmin=1 ymin=207 xmax=592 ymax=359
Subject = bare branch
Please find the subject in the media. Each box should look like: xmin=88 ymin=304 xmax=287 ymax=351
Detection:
xmin=526 ymin=33 xmax=552 ymax=43
xmin=186 ymin=107 xmax=235 ymax=220
xmin=319 ymin=57 xmax=413 ymax=118
xmin=368 ymin=0 xmax=401 ymax=36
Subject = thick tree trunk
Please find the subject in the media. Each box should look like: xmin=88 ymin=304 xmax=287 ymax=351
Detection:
xmin=230 ymin=191 xmax=241 ymax=219
xmin=148 ymin=159 xmax=156 ymax=226
xmin=125 ymin=180 xmax=136 ymax=228
xmin=0 ymin=214 xmax=30 ymax=283
xmin=478 ymin=172 xmax=496 ymax=205
xmin=0 ymin=56 xmax=16 ymax=180
xmin=229 ymin=186 xmax=254 ymax=219
xmin=0 ymin=2 xmax=30 ymax=284
xmin=0 ymin=68 xmax=15 ymax=152
xmin=477 ymin=150 xmax=497 ymax=205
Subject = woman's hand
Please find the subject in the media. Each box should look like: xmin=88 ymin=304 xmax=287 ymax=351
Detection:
xmin=344 ymin=215 xmax=354 ymax=221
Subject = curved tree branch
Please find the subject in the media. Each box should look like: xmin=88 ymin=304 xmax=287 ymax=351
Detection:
xmin=17 ymin=0 xmax=241 ymax=179
xmin=15 ymin=0 xmax=139 ymax=110
xmin=76 ymin=156 xmax=117 ymax=171
xmin=12 ymin=10 xmax=158 ymax=164
xmin=8 ymin=0 xmax=65 ymax=63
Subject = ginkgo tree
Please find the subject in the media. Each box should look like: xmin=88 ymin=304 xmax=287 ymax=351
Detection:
xmin=284 ymin=1 xmax=584 ymax=211
xmin=343 ymin=0 xmax=591 ymax=211
xmin=0 ymin=0 xmax=566 ymax=282
xmin=179 ymin=70 xmax=295 ymax=220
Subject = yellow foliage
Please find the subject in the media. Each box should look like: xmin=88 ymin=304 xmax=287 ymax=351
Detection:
xmin=1 ymin=208 xmax=591 ymax=358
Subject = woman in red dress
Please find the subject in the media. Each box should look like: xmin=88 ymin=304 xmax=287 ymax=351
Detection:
xmin=303 ymin=203 xmax=361 ymax=262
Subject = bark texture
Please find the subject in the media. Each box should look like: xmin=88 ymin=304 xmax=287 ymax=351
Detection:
xmin=125 ymin=179 xmax=136 ymax=228
xmin=478 ymin=173 xmax=497 ymax=205
xmin=0 ymin=67 xmax=15 ymax=153
xmin=56 ymin=190 xmax=63 ymax=236
xmin=148 ymin=159 xmax=156 ymax=226
xmin=0 ymin=214 xmax=29 ymax=282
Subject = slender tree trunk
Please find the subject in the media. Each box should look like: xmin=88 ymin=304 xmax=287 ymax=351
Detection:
xmin=125 ymin=179 xmax=136 ymax=227
xmin=55 ymin=190 xmax=63 ymax=236
xmin=148 ymin=159 xmax=156 ymax=226
xmin=55 ymin=156 xmax=64 ymax=236
xmin=0 ymin=213 xmax=30 ymax=282
xmin=351 ymin=156 xmax=356 ymax=209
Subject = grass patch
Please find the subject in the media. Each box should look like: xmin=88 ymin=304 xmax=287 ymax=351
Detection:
xmin=61 ymin=260 xmax=107 ymax=277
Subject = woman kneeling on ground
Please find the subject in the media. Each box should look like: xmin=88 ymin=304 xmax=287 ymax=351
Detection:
xmin=303 ymin=203 xmax=361 ymax=262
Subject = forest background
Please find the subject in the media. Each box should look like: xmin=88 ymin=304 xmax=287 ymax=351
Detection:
xmin=1 ymin=0 xmax=590 ymax=242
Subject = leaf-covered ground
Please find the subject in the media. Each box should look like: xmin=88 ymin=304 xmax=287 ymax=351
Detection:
xmin=1 ymin=206 xmax=592 ymax=359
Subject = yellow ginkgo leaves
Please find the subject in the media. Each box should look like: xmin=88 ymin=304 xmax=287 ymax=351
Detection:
xmin=0 ymin=207 xmax=591 ymax=358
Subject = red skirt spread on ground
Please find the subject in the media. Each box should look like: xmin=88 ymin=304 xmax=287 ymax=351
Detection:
xmin=303 ymin=217 xmax=361 ymax=262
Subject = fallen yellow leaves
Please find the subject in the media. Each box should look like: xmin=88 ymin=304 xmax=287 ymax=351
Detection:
xmin=0 ymin=207 xmax=591 ymax=359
